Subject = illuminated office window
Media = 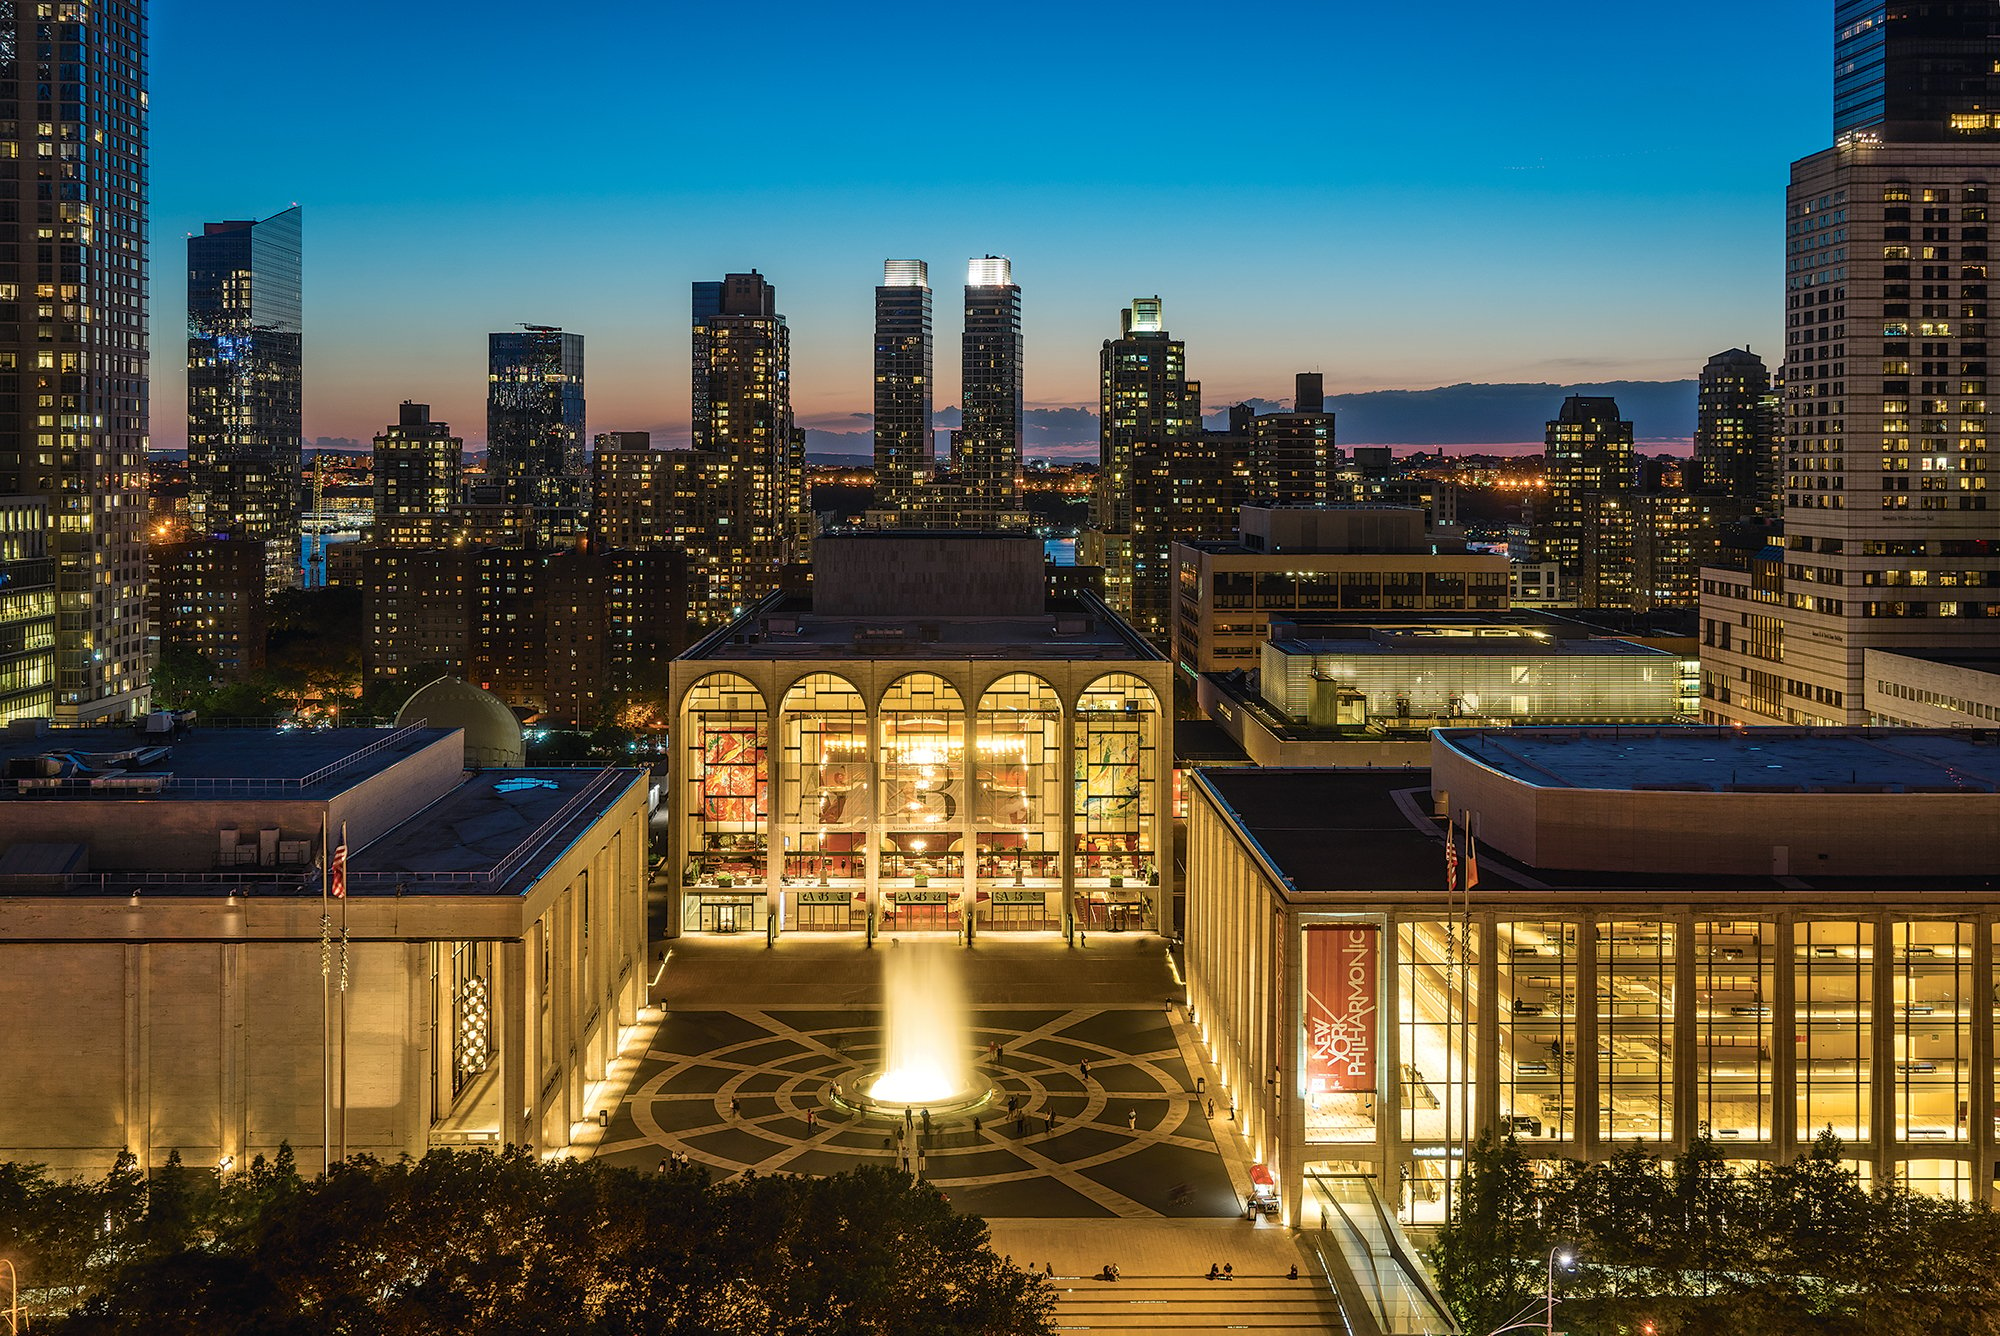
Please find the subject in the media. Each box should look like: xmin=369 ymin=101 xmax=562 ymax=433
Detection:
xmin=1893 ymin=921 xmax=1971 ymax=1144
xmin=1497 ymin=920 xmax=1579 ymax=1143
xmin=1797 ymin=921 xmax=1872 ymax=1143
xmin=1693 ymin=920 xmax=1774 ymax=1142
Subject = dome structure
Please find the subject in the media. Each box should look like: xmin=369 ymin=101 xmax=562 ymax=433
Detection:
xmin=395 ymin=677 xmax=526 ymax=767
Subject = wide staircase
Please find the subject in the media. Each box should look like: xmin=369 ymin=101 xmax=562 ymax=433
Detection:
xmin=1044 ymin=1269 xmax=1345 ymax=1334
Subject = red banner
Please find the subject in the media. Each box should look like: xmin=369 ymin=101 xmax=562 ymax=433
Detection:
xmin=1305 ymin=925 xmax=1378 ymax=1094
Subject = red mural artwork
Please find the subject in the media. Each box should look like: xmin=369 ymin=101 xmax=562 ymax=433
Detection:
xmin=1304 ymin=925 xmax=1378 ymax=1094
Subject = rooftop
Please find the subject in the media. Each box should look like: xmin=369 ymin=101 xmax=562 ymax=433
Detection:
xmin=1194 ymin=763 xmax=2000 ymax=896
xmin=1269 ymin=631 xmax=1668 ymax=659
xmin=1436 ymin=726 xmax=2000 ymax=794
xmin=684 ymin=593 xmax=1162 ymax=662
xmin=0 ymin=723 xmax=450 ymax=800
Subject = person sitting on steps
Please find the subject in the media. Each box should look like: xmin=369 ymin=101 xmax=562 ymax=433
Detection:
xmin=1206 ymin=1262 xmax=1220 ymax=1282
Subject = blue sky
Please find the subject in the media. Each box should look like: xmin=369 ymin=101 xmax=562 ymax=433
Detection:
xmin=150 ymin=0 xmax=1829 ymax=450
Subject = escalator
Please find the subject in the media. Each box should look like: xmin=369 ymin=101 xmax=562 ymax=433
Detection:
xmin=1301 ymin=1174 xmax=1459 ymax=1336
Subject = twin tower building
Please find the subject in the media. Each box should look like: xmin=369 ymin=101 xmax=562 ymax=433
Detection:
xmin=867 ymin=257 xmax=1028 ymax=529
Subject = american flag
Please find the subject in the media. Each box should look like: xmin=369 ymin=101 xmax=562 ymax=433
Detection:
xmin=1443 ymin=822 xmax=1459 ymax=892
xmin=329 ymin=833 xmax=348 ymax=899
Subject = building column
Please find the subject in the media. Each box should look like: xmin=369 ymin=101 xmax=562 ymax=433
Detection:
xmin=767 ymin=703 xmax=787 ymax=936
xmin=1973 ymin=917 xmax=1993 ymax=1206
xmin=221 ymin=941 xmax=245 ymax=1169
xmin=1872 ymin=913 xmax=1894 ymax=1181
xmin=1281 ymin=903 xmax=1305 ymax=1230
xmin=1673 ymin=914 xmax=1695 ymax=1151
xmin=1382 ymin=915 xmax=1404 ymax=1214
xmin=1476 ymin=917 xmax=1500 ymax=1142
xmin=498 ymin=937 xmax=529 ymax=1152
xmin=960 ymin=681 xmax=978 ymax=940
xmin=1577 ymin=917 xmax=1600 ymax=1161
xmin=864 ymin=702 xmax=882 ymax=936
xmin=1773 ymin=914 xmax=1798 ymax=1161
xmin=1059 ymin=693 xmax=1077 ymax=942
xmin=405 ymin=941 xmax=431 ymax=1160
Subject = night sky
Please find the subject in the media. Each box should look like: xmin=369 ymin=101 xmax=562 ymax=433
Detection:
xmin=150 ymin=0 xmax=1829 ymax=452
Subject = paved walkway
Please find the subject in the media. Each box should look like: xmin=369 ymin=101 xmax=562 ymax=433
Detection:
xmin=592 ymin=1003 xmax=1241 ymax=1218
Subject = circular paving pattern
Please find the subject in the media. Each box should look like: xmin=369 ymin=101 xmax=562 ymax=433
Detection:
xmin=593 ymin=1006 xmax=1245 ymax=1218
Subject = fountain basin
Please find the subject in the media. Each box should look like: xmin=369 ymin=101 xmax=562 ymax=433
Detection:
xmin=828 ymin=1067 xmax=997 ymax=1123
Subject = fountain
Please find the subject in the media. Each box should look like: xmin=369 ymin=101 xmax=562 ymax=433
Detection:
xmin=829 ymin=940 xmax=995 ymax=1120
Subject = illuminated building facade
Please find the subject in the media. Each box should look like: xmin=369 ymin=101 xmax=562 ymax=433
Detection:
xmin=1170 ymin=506 xmax=1510 ymax=677
xmin=187 ymin=208 xmax=302 ymax=593
xmin=1540 ymin=396 xmax=1635 ymax=608
xmin=0 ymin=724 xmax=648 ymax=1175
xmin=1836 ymin=1 xmax=2000 ymax=144
xmin=1694 ymin=346 xmax=1778 ymax=509
xmin=1085 ymin=297 xmax=1204 ymax=640
xmin=1186 ymin=728 xmax=2000 ymax=1232
xmin=1703 ymin=7 xmax=2000 ymax=727
xmin=691 ymin=272 xmax=809 ymax=608
xmin=871 ymin=259 xmax=933 ymax=519
xmin=1250 ymin=374 xmax=1340 ymax=507
xmin=0 ymin=0 xmax=150 ymax=722
xmin=0 ymin=493 xmax=54 ymax=722
xmin=486 ymin=326 xmax=585 ymax=541
xmin=958 ymin=257 xmax=1027 ymax=528
xmin=148 ymin=535 xmax=268 ymax=677
xmin=371 ymin=402 xmax=463 ymax=537
xmin=666 ymin=533 xmax=1172 ymax=940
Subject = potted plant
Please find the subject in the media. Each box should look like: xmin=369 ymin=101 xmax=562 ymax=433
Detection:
xmin=913 ymin=871 xmax=930 ymax=888
xmin=717 ymin=870 xmax=735 ymax=889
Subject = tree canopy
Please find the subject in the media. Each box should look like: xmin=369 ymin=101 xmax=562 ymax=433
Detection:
xmin=1432 ymin=1130 xmax=2000 ymax=1336
xmin=4 ymin=1149 xmax=1053 ymax=1335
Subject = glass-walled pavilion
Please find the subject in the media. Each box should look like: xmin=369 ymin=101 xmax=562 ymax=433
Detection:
xmin=670 ymin=662 xmax=1173 ymax=939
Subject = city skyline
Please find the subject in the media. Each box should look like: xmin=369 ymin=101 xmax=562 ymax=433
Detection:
xmin=148 ymin=0 xmax=1828 ymax=453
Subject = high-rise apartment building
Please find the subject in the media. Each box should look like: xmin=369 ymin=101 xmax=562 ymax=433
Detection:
xmin=1540 ymin=396 xmax=1636 ymax=609
xmin=1250 ymin=374 xmax=1340 ymax=506
xmin=1702 ymin=4 xmax=2000 ymax=727
xmin=486 ymin=326 xmax=585 ymax=540
xmin=186 ymin=208 xmax=302 ymax=594
xmin=690 ymin=271 xmax=806 ymax=611
xmin=0 ymin=0 xmax=150 ymax=722
xmin=1694 ymin=347 xmax=1778 ymax=508
xmin=871 ymin=259 xmax=932 ymax=518
xmin=1084 ymin=297 xmax=1204 ymax=637
xmin=371 ymin=402 xmax=463 ymax=539
xmin=0 ymin=493 xmax=55 ymax=722
xmin=959 ymin=256 xmax=1027 ymax=527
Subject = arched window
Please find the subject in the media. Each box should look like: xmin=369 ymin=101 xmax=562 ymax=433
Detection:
xmin=975 ymin=674 xmax=1063 ymax=895
xmin=879 ymin=674 xmax=964 ymax=887
xmin=679 ymin=673 xmax=767 ymax=889
xmin=1073 ymin=674 xmax=1160 ymax=922
xmin=779 ymin=674 xmax=869 ymax=885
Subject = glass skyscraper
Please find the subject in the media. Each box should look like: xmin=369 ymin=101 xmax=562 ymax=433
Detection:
xmin=486 ymin=326 xmax=585 ymax=540
xmin=1836 ymin=1 xmax=2000 ymax=143
xmin=187 ymin=206 xmax=302 ymax=591
xmin=0 ymin=0 xmax=150 ymax=721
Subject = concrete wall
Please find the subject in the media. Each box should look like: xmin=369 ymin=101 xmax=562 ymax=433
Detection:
xmin=811 ymin=534 xmax=1046 ymax=617
xmin=1432 ymin=736 xmax=2000 ymax=876
xmin=0 ymin=771 xmax=650 ymax=1176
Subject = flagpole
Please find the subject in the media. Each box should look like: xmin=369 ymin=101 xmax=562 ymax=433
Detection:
xmin=320 ymin=810 xmax=332 ymax=1175
xmin=339 ymin=820 xmax=350 ymax=1164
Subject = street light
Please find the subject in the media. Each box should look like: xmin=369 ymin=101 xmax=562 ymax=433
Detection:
xmin=2 ymin=1256 xmax=21 ymax=1334
xmin=1484 ymin=1247 xmax=1576 ymax=1336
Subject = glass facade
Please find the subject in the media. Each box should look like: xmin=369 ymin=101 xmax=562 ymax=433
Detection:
xmin=676 ymin=666 xmax=1168 ymax=936
xmin=1694 ymin=920 xmax=1775 ymax=1143
xmin=187 ymin=207 xmax=303 ymax=592
xmin=1259 ymin=638 xmax=1680 ymax=725
xmin=487 ymin=327 xmax=586 ymax=539
xmin=1073 ymin=674 xmax=1159 ymax=930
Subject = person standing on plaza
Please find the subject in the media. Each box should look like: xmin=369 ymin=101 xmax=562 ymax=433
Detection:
xmin=1127 ymin=1108 xmax=1137 ymax=1130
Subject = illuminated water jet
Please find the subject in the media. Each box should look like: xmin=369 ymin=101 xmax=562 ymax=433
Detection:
xmin=827 ymin=940 xmax=994 ymax=1120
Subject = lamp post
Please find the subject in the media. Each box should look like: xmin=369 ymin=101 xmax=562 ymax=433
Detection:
xmin=1485 ymin=1247 xmax=1575 ymax=1336
xmin=3 ymin=1256 xmax=20 ymax=1334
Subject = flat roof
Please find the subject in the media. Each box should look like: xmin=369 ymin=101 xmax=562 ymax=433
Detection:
xmin=0 ymin=724 xmax=453 ymax=800
xmin=1436 ymin=726 xmax=2000 ymax=794
xmin=1269 ymin=633 xmax=1667 ymax=659
xmin=1194 ymin=764 xmax=2000 ymax=895
xmin=682 ymin=594 xmax=1162 ymax=662
xmin=356 ymin=767 xmax=646 ymax=897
